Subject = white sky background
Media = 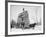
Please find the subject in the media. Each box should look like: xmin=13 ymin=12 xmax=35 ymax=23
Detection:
xmin=10 ymin=5 xmax=41 ymax=24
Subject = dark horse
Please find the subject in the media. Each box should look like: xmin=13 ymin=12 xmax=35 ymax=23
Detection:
xmin=29 ymin=23 xmax=37 ymax=29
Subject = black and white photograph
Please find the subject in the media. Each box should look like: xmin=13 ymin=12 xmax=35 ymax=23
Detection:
xmin=7 ymin=1 xmax=45 ymax=35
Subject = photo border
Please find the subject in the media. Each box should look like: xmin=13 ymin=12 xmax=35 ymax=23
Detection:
xmin=5 ymin=1 xmax=45 ymax=36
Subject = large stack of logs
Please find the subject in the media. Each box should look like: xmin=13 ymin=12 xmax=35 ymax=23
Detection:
xmin=17 ymin=8 xmax=30 ymax=29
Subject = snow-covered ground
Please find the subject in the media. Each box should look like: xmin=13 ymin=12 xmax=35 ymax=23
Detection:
xmin=9 ymin=25 xmax=43 ymax=35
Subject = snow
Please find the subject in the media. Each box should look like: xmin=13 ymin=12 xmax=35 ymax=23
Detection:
xmin=9 ymin=25 xmax=43 ymax=35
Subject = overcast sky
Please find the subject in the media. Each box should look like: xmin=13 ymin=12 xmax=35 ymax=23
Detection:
xmin=10 ymin=5 xmax=41 ymax=24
